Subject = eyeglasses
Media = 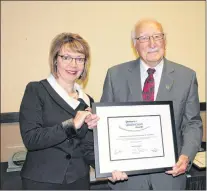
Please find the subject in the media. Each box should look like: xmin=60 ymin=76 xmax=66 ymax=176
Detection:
xmin=135 ymin=33 xmax=165 ymax=43
xmin=58 ymin=55 xmax=85 ymax=65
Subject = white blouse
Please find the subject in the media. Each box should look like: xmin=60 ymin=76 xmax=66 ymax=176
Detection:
xmin=47 ymin=74 xmax=90 ymax=110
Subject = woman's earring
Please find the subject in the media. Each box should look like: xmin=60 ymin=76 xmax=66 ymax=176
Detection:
xmin=54 ymin=61 xmax=57 ymax=72
xmin=79 ymin=74 xmax=83 ymax=79
xmin=78 ymin=73 xmax=83 ymax=80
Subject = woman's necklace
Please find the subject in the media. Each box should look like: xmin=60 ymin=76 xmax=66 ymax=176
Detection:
xmin=69 ymin=90 xmax=79 ymax=100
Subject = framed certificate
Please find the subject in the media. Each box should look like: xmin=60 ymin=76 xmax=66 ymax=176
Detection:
xmin=92 ymin=101 xmax=178 ymax=178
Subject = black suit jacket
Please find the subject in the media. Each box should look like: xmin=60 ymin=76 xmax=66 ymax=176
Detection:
xmin=19 ymin=79 xmax=95 ymax=184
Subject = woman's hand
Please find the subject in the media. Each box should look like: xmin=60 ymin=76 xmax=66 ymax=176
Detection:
xmin=84 ymin=107 xmax=100 ymax=129
xmin=73 ymin=111 xmax=92 ymax=129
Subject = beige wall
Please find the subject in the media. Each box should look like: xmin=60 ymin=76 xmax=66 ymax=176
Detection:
xmin=1 ymin=1 xmax=205 ymax=113
xmin=1 ymin=1 xmax=206 ymax=162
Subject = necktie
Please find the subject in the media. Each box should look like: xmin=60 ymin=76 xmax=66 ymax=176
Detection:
xmin=142 ymin=68 xmax=156 ymax=101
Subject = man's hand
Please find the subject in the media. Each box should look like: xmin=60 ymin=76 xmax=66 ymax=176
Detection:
xmin=108 ymin=170 xmax=128 ymax=182
xmin=166 ymin=154 xmax=189 ymax=176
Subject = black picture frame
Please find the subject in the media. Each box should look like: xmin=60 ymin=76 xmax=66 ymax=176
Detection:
xmin=92 ymin=101 xmax=178 ymax=178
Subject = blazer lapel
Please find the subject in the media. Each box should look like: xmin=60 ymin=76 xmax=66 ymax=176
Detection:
xmin=156 ymin=58 xmax=175 ymax=101
xmin=40 ymin=80 xmax=76 ymax=116
xmin=127 ymin=58 xmax=142 ymax=102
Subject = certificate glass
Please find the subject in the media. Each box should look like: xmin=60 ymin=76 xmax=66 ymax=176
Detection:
xmin=92 ymin=101 xmax=178 ymax=178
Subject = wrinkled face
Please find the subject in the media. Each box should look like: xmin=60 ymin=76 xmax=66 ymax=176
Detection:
xmin=135 ymin=22 xmax=166 ymax=67
xmin=56 ymin=46 xmax=85 ymax=83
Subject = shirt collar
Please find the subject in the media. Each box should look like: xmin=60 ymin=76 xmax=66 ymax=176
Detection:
xmin=47 ymin=74 xmax=90 ymax=109
xmin=140 ymin=59 xmax=164 ymax=75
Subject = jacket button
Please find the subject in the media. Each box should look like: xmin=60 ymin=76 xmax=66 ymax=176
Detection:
xmin=66 ymin=154 xmax=71 ymax=160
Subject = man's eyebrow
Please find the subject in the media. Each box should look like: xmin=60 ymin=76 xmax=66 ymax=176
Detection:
xmin=138 ymin=33 xmax=149 ymax=36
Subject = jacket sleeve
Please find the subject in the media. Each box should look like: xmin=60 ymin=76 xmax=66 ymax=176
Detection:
xmin=79 ymin=95 xmax=95 ymax=168
xmin=80 ymin=129 xmax=95 ymax=168
xmin=180 ymin=72 xmax=203 ymax=163
xmin=19 ymin=82 xmax=77 ymax=151
xmin=100 ymin=69 xmax=114 ymax=102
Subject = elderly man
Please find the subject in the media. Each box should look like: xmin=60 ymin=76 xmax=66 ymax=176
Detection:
xmin=101 ymin=19 xmax=203 ymax=190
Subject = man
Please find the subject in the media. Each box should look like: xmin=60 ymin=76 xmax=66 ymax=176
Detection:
xmin=101 ymin=19 xmax=203 ymax=190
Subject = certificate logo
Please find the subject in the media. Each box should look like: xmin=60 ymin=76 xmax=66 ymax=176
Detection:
xmin=118 ymin=120 xmax=149 ymax=131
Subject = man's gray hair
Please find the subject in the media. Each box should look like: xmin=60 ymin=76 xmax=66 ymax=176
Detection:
xmin=131 ymin=27 xmax=137 ymax=47
xmin=130 ymin=18 xmax=164 ymax=47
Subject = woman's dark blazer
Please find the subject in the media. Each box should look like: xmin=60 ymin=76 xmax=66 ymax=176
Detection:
xmin=19 ymin=79 xmax=95 ymax=184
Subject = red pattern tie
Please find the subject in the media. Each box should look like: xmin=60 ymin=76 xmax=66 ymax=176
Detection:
xmin=142 ymin=68 xmax=156 ymax=101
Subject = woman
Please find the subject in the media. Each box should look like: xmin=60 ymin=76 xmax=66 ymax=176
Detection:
xmin=19 ymin=33 xmax=99 ymax=190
